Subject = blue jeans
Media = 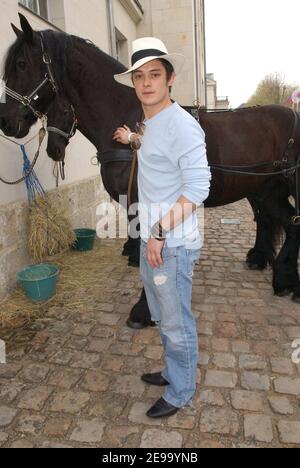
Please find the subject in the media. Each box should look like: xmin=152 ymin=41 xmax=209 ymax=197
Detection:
xmin=140 ymin=239 xmax=201 ymax=408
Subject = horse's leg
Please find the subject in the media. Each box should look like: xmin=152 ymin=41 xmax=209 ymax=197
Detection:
xmin=272 ymin=186 xmax=300 ymax=301
xmin=246 ymin=179 xmax=298 ymax=297
xmin=122 ymin=211 xmax=140 ymax=258
xmin=246 ymin=196 xmax=277 ymax=270
xmin=128 ymin=240 xmax=141 ymax=267
xmin=290 ymin=225 xmax=300 ymax=302
xmin=123 ymin=209 xmax=140 ymax=267
xmin=269 ymin=184 xmax=300 ymax=297
xmin=122 ymin=230 xmax=140 ymax=268
xmin=273 ymin=222 xmax=300 ymax=298
xmin=122 ymin=237 xmax=135 ymax=256
xmin=127 ymin=287 xmax=156 ymax=329
xmin=125 ymin=181 xmax=140 ymax=267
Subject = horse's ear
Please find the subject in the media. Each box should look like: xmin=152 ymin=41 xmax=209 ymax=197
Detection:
xmin=11 ymin=23 xmax=23 ymax=38
xmin=18 ymin=13 xmax=34 ymax=44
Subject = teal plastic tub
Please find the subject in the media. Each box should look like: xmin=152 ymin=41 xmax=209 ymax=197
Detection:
xmin=72 ymin=229 xmax=97 ymax=252
xmin=17 ymin=264 xmax=59 ymax=302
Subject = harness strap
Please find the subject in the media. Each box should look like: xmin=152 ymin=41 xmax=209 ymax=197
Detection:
xmin=47 ymin=126 xmax=75 ymax=140
xmin=97 ymin=149 xmax=133 ymax=164
xmin=40 ymin=33 xmax=58 ymax=93
xmin=210 ymin=162 xmax=300 ymax=177
xmin=128 ymin=151 xmax=138 ymax=210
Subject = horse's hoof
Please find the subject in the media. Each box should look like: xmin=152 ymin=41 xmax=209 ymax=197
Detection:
xmin=247 ymin=263 xmax=260 ymax=270
xmin=126 ymin=319 xmax=157 ymax=329
xmin=275 ymin=288 xmax=292 ymax=297
xmin=128 ymin=260 xmax=139 ymax=268
xmin=292 ymin=294 xmax=300 ymax=303
xmin=247 ymin=262 xmax=267 ymax=271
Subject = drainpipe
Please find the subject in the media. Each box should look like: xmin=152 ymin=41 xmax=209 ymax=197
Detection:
xmin=193 ymin=0 xmax=200 ymax=105
xmin=193 ymin=0 xmax=207 ymax=108
xmin=202 ymin=0 xmax=208 ymax=108
xmin=106 ymin=0 xmax=117 ymax=59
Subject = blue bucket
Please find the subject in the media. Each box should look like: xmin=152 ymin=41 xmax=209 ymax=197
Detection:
xmin=17 ymin=264 xmax=59 ymax=302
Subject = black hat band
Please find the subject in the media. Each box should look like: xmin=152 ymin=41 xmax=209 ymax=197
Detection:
xmin=131 ymin=49 xmax=166 ymax=66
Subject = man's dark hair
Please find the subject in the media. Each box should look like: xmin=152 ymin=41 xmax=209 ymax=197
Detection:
xmin=158 ymin=59 xmax=175 ymax=81
xmin=158 ymin=59 xmax=174 ymax=93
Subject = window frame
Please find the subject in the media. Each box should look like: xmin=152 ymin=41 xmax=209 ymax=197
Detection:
xmin=19 ymin=0 xmax=51 ymax=21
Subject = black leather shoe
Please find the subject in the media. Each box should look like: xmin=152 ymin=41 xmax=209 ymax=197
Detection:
xmin=147 ymin=398 xmax=179 ymax=418
xmin=141 ymin=372 xmax=169 ymax=386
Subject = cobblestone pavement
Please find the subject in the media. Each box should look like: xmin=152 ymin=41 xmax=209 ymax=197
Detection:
xmin=0 ymin=200 xmax=300 ymax=448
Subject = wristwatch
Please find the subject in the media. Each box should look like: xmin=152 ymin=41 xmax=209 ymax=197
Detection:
xmin=151 ymin=222 xmax=168 ymax=241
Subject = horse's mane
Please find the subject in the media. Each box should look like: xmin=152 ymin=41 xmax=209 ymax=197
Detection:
xmin=3 ymin=28 xmax=127 ymax=85
xmin=71 ymin=35 xmax=127 ymax=75
xmin=3 ymin=36 xmax=25 ymax=80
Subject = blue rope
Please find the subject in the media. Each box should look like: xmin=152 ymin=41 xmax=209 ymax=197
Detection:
xmin=20 ymin=145 xmax=45 ymax=204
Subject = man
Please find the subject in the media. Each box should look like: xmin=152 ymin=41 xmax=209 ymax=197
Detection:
xmin=113 ymin=37 xmax=211 ymax=418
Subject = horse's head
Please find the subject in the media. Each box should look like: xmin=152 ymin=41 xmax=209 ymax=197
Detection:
xmin=46 ymin=95 xmax=77 ymax=161
xmin=0 ymin=14 xmax=60 ymax=138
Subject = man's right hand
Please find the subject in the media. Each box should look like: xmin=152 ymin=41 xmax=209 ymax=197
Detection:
xmin=113 ymin=125 xmax=134 ymax=145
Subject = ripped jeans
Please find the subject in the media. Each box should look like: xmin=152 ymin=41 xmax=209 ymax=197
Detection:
xmin=140 ymin=239 xmax=201 ymax=408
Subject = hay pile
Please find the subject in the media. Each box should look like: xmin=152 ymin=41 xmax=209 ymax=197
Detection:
xmin=0 ymin=237 xmax=131 ymax=328
xmin=28 ymin=195 xmax=76 ymax=263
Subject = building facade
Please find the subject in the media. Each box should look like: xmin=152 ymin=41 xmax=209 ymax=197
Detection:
xmin=0 ymin=0 xmax=209 ymax=301
xmin=206 ymin=73 xmax=230 ymax=110
xmin=137 ymin=0 xmax=206 ymax=107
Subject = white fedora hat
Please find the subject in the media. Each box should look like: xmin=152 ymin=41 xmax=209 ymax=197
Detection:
xmin=114 ymin=37 xmax=185 ymax=88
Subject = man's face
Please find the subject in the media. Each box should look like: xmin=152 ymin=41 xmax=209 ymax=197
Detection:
xmin=132 ymin=59 xmax=175 ymax=107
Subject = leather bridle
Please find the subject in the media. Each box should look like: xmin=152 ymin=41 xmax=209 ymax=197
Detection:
xmin=47 ymin=104 xmax=77 ymax=141
xmin=2 ymin=32 xmax=58 ymax=119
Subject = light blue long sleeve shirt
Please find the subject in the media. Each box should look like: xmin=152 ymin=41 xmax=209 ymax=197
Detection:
xmin=137 ymin=102 xmax=211 ymax=249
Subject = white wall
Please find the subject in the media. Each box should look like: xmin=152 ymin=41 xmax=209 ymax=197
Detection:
xmin=114 ymin=0 xmax=138 ymax=66
xmin=0 ymin=2 xmax=105 ymax=206
xmin=63 ymin=0 xmax=110 ymax=47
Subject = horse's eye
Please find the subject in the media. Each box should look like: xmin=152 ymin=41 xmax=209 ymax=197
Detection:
xmin=63 ymin=109 xmax=69 ymax=116
xmin=17 ymin=60 xmax=26 ymax=71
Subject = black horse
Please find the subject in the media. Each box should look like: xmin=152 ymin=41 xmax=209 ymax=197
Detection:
xmin=1 ymin=16 xmax=300 ymax=331
xmin=45 ymin=93 xmax=279 ymax=274
xmin=46 ymin=94 xmax=141 ymax=268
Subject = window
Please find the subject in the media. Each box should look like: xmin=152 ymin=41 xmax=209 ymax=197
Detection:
xmin=115 ymin=28 xmax=129 ymax=67
xmin=20 ymin=0 xmax=50 ymax=20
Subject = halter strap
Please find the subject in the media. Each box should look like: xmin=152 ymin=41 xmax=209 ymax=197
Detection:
xmin=3 ymin=32 xmax=58 ymax=119
xmin=47 ymin=106 xmax=77 ymax=140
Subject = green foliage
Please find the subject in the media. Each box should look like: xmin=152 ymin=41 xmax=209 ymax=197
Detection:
xmin=247 ymin=73 xmax=298 ymax=107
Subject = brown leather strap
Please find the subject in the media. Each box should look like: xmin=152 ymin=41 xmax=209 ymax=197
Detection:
xmin=127 ymin=150 xmax=138 ymax=210
xmin=127 ymin=111 xmax=145 ymax=209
